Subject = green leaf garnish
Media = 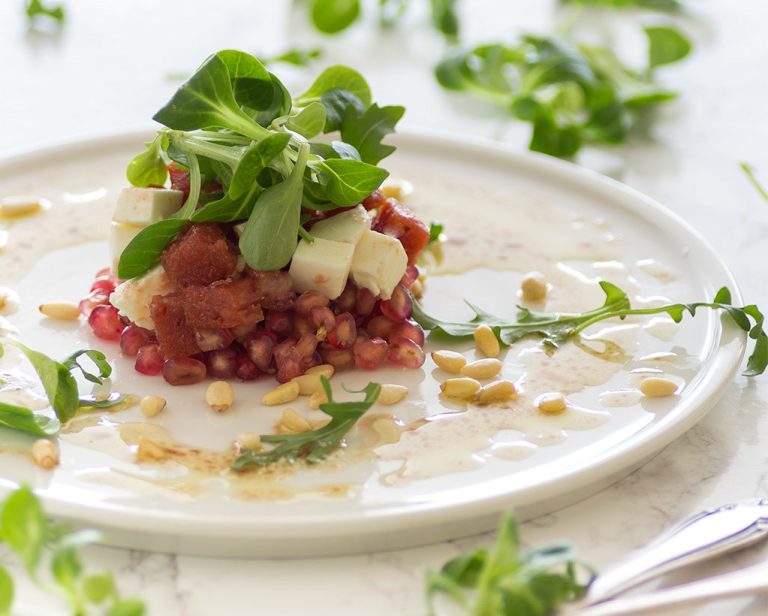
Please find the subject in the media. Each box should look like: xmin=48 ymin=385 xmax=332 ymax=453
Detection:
xmin=232 ymin=378 xmax=381 ymax=469
xmin=741 ymin=163 xmax=768 ymax=202
xmin=645 ymin=25 xmax=692 ymax=70
xmin=0 ymin=403 xmax=59 ymax=437
xmin=316 ymin=158 xmax=390 ymax=205
xmin=340 ymin=103 xmax=406 ymax=165
xmin=413 ymin=282 xmax=768 ymax=376
xmin=126 ymin=134 xmax=168 ymax=188
xmin=309 ymin=0 xmax=361 ymax=34
xmin=263 ymin=47 xmax=323 ymax=67
xmin=25 ymin=0 xmax=65 ymax=24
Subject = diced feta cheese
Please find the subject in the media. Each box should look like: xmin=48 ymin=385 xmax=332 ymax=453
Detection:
xmin=350 ymin=230 xmax=407 ymax=300
xmin=109 ymin=222 xmax=143 ymax=274
xmin=109 ymin=266 xmax=175 ymax=330
xmin=309 ymin=205 xmax=370 ymax=245
xmin=112 ymin=187 xmax=183 ymax=225
xmin=289 ymin=237 xmax=355 ymax=300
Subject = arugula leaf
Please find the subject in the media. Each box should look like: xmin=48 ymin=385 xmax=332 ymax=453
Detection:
xmin=413 ymin=282 xmax=768 ymax=376
xmin=320 ymin=88 xmax=365 ymax=132
xmin=232 ymin=378 xmax=381 ymax=469
xmin=126 ymin=134 xmax=168 ymax=188
xmin=25 ymin=0 xmax=64 ymax=24
xmin=61 ymin=350 xmax=112 ymax=386
xmin=645 ymin=25 xmax=692 ymax=69
xmin=310 ymin=0 xmax=361 ymax=34
xmin=317 ymin=158 xmax=390 ymax=205
xmin=0 ymin=402 xmax=60 ymax=436
xmin=340 ymin=104 xmax=405 ymax=164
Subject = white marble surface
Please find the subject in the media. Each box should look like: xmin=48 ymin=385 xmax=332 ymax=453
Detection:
xmin=2 ymin=0 xmax=768 ymax=614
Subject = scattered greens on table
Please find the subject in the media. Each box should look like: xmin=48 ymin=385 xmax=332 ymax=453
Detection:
xmin=262 ymin=47 xmax=323 ymax=67
xmin=120 ymin=49 xmax=404 ymax=279
xmin=435 ymin=26 xmax=692 ymax=158
xmin=0 ymin=338 xmax=122 ymax=437
xmin=426 ymin=513 xmax=594 ymax=616
xmin=560 ymin=0 xmax=683 ymax=10
xmin=232 ymin=378 xmax=381 ymax=469
xmin=24 ymin=0 xmax=65 ymax=25
xmin=0 ymin=486 xmax=144 ymax=616
xmin=741 ymin=163 xmax=768 ymax=202
xmin=413 ymin=282 xmax=768 ymax=376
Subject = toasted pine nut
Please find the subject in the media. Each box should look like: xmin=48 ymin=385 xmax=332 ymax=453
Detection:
xmin=38 ymin=302 xmax=80 ymax=321
xmin=306 ymin=364 xmax=334 ymax=378
xmin=474 ymin=325 xmax=500 ymax=358
xmin=640 ymin=377 xmax=678 ymax=398
xmin=461 ymin=358 xmax=502 ymax=379
xmin=440 ymin=377 xmax=482 ymax=400
xmin=262 ymin=381 xmax=300 ymax=406
xmin=0 ymin=195 xmax=43 ymax=218
xmin=431 ymin=350 xmax=466 ymax=374
xmin=291 ymin=373 xmax=324 ymax=395
xmin=309 ymin=388 xmax=329 ymax=409
xmin=474 ymin=380 xmax=517 ymax=404
xmin=378 ymin=384 xmax=408 ymax=405
xmin=31 ymin=439 xmax=58 ymax=469
xmin=411 ymin=279 xmax=424 ymax=299
xmin=236 ymin=432 xmax=262 ymax=451
xmin=521 ymin=271 xmax=548 ymax=301
xmin=140 ymin=395 xmax=166 ymax=418
xmin=372 ymin=417 xmax=401 ymax=444
xmin=206 ymin=380 xmax=234 ymax=412
xmin=536 ymin=392 xmax=567 ymax=415
xmin=278 ymin=408 xmax=312 ymax=434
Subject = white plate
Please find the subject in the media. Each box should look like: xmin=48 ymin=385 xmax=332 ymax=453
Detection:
xmin=0 ymin=130 xmax=745 ymax=557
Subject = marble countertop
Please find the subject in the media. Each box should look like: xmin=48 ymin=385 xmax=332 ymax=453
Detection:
xmin=2 ymin=1 xmax=768 ymax=614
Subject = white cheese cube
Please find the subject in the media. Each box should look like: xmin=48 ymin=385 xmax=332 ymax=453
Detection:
xmin=309 ymin=205 xmax=370 ymax=245
xmin=112 ymin=187 xmax=183 ymax=225
xmin=289 ymin=237 xmax=355 ymax=300
xmin=109 ymin=266 xmax=175 ymax=330
xmin=109 ymin=222 xmax=143 ymax=275
xmin=350 ymin=230 xmax=407 ymax=300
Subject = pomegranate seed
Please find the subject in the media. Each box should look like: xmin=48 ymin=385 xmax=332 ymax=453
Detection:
xmin=135 ymin=344 xmax=163 ymax=376
xmin=391 ymin=319 xmax=425 ymax=346
xmin=335 ymin=282 xmax=356 ymax=312
xmin=273 ymin=337 xmax=297 ymax=365
xmin=265 ymin=311 xmax=293 ymax=338
xmin=245 ymin=334 xmax=275 ymax=371
xmin=294 ymin=290 xmax=330 ymax=316
xmin=293 ymin=316 xmax=313 ymax=337
xmin=95 ymin=267 xmax=112 ymax=278
xmin=319 ymin=344 xmax=354 ymax=369
xmin=231 ymin=322 xmax=259 ymax=342
xmin=302 ymin=351 xmax=322 ymax=371
xmin=387 ymin=336 xmax=426 ymax=369
xmin=353 ymin=337 xmax=388 ymax=370
xmin=90 ymin=278 xmax=116 ymax=294
xmin=310 ymin=306 xmax=336 ymax=332
xmin=379 ymin=285 xmax=412 ymax=323
xmin=327 ymin=313 xmax=356 ymax=349
xmin=276 ymin=354 xmax=303 ymax=383
xmin=235 ymin=353 xmax=260 ymax=381
xmin=400 ymin=265 xmax=419 ymax=289
xmin=355 ymin=287 xmax=377 ymax=316
xmin=206 ymin=348 xmax=238 ymax=379
xmin=120 ymin=324 xmax=153 ymax=356
xmin=295 ymin=333 xmax=318 ymax=358
xmin=195 ymin=328 xmax=234 ymax=352
xmin=88 ymin=305 xmax=123 ymax=341
xmin=366 ymin=315 xmax=396 ymax=339
xmin=79 ymin=291 xmax=110 ymax=317
xmin=162 ymin=357 xmax=207 ymax=386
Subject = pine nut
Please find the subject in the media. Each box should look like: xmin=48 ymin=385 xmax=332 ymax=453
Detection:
xmin=372 ymin=417 xmax=401 ymax=443
xmin=309 ymin=388 xmax=329 ymax=409
xmin=236 ymin=432 xmax=262 ymax=451
xmin=474 ymin=325 xmax=500 ymax=358
xmin=521 ymin=271 xmax=548 ymax=301
xmin=536 ymin=392 xmax=567 ymax=415
xmin=461 ymin=358 xmax=502 ymax=379
xmin=378 ymin=384 xmax=408 ymax=405
xmin=440 ymin=377 xmax=482 ymax=400
xmin=411 ymin=279 xmax=424 ymax=299
xmin=262 ymin=381 xmax=300 ymax=406
xmin=431 ymin=350 xmax=466 ymax=374
xmin=38 ymin=302 xmax=80 ymax=321
xmin=474 ymin=380 xmax=517 ymax=404
xmin=278 ymin=408 xmax=312 ymax=434
xmin=140 ymin=395 xmax=166 ymax=418
xmin=206 ymin=380 xmax=234 ymax=412
xmin=306 ymin=364 xmax=334 ymax=378
xmin=31 ymin=439 xmax=58 ymax=469
xmin=0 ymin=195 xmax=42 ymax=218
xmin=291 ymin=373 xmax=324 ymax=395
xmin=640 ymin=377 xmax=678 ymax=398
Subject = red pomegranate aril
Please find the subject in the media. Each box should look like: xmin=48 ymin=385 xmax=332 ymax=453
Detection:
xmin=293 ymin=316 xmax=313 ymax=337
xmin=245 ymin=335 xmax=275 ymax=371
xmin=79 ymin=291 xmax=110 ymax=317
xmin=163 ymin=357 xmax=207 ymax=386
xmin=273 ymin=337 xmax=297 ymax=365
xmin=335 ymin=283 xmax=356 ymax=312
xmin=135 ymin=344 xmax=163 ymax=376
xmin=231 ymin=322 xmax=259 ymax=342
xmin=95 ymin=267 xmax=112 ymax=279
xmin=366 ymin=315 xmax=396 ymax=339
xmin=295 ymin=333 xmax=319 ymax=358
xmin=327 ymin=313 xmax=356 ymax=349
xmin=319 ymin=344 xmax=354 ymax=369
xmin=302 ymin=351 xmax=322 ymax=371
xmin=120 ymin=324 xmax=153 ymax=356
xmin=265 ymin=311 xmax=293 ymax=338
xmin=194 ymin=328 xmax=234 ymax=352
xmin=294 ymin=290 xmax=330 ymax=316
xmin=353 ymin=337 xmax=388 ymax=370
xmin=206 ymin=348 xmax=238 ymax=379
xmin=379 ymin=285 xmax=412 ymax=323
xmin=235 ymin=354 xmax=260 ymax=381
xmin=355 ymin=287 xmax=377 ymax=316
xmin=276 ymin=354 xmax=303 ymax=383
xmin=310 ymin=306 xmax=336 ymax=332
xmin=388 ymin=336 xmax=426 ymax=369
xmin=400 ymin=265 xmax=419 ymax=289
xmin=90 ymin=278 xmax=116 ymax=294
xmin=88 ymin=305 xmax=123 ymax=341
xmin=391 ymin=319 xmax=425 ymax=346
